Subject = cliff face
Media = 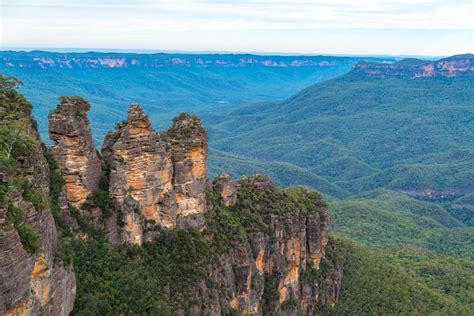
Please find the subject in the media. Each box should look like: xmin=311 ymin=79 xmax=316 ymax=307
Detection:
xmin=0 ymin=51 xmax=382 ymax=69
xmin=0 ymin=85 xmax=76 ymax=315
xmin=3 ymin=85 xmax=340 ymax=315
xmin=48 ymin=97 xmax=102 ymax=207
xmin=354 ymin=53 xmax=474 ymax=78
xmin=217 ymin=176 xmax=333 ymax=315
xmin=164 ymin=113 xmax=208 ymax=229
xmin=102 ymin=105 xmax=207 ymax=244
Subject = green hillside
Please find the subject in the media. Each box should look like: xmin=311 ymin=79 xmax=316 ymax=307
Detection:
xmin=0 ymin=51 xmax=388 ymax=144
xmin=204 ymin=66 xmax=474 ymax=199
xmin=320 ymin=238 xmax=470 ymax=315
xmin=328 ymin=190 xmax=473 ymax=309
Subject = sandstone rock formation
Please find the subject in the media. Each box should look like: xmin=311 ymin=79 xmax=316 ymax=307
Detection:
xmin=170 ymin=175 xmax=336 ymax=315
xmin=354 ymin=53 xmax=474 ymax=78
xmin=227 ymin=176 xmax=331 ymax=315
xmin=212 ymin=173 xmax=237 ymax=207
xmin=102 ymin=104 xmax=176 ymax=244
xmin=102 ymin=105 xmax=208 ymax=244
xmin=164 ymin=113 xmax=208 ymax=229
xmin=49 ymin=97 xmax=102 ymax=206
xmin=1 ymin=108 xmax=76 ymax=315
xmin=2 ymin=80 xmax=341 ymax=315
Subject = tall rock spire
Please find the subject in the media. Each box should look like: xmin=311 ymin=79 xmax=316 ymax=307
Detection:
xmin=164 ymin=113 xmax=208 ymax=227
xmin=48 ymin=97 xmax=102 ymax=206
xmin=102 ymin=105 xmax=209 ymax=244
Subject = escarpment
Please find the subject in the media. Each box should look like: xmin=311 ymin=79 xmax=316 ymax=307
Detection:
xmin=214 ymin=176 xmax=333 ymax=315
xmin=0 ymin=82 xmax=76 ymax=315
xmin=3 ymin=81 xmax=341 ymax=315
xmin=48 ymin=97 xmax=102 ymax=207
xmin=354 ymin=53 xmax=474 ymax=78
xmin=48 ymin=100 xmax=338 ymax=314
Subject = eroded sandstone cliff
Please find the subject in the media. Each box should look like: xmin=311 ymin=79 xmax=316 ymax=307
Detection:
xmin=48 ymin=97 xmax=102 ymax=207
xmin=102 ymin=105 xmax=208 ymax=244
xmin=2 ymin=85 xmax=340 ymax=315
xmin=0 ymin=86 xmax=76 ymax=315
xmin=354 ymin=53 xmax=474 ymax=78
xmin=211 ymin=176 xmax=335 ymax=315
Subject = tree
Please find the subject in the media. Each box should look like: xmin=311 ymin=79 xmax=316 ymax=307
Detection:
xmin=0 ymin=120 xmax=34 ymax=160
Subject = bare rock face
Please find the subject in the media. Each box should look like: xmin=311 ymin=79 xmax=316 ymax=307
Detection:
xmin=1 ymin=112 xmax=75 ymax=315
xmin=176 ymin=175 xmax=336 ymax=315
xmin=217 ymin=176 xmax=332 ymax=315
xmin=354 ymin=53 xmax=474 ymax=78
xmin=48 ymin=97 xmax=102 ymax=206
xmin=102 ymin=105 xmax=210 ymax=244
xmin=102 ymin=104 xmax=177 ymax=244
xmin=163 ymin=113 xmax=208 ymax=229
xmin=212 ymin=173 xmax=237 ymax=207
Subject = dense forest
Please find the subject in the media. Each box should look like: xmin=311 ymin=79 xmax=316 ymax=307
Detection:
xmin=1 ymin=73 xmax=472 ymax=314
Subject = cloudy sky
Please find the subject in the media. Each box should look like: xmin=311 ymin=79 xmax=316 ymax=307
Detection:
xmin=1 ymin=0 xmax=473 ymax=56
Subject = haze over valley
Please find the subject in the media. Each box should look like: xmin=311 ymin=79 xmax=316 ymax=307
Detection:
xmin=1 ymin=0 xmax=473 ymax=315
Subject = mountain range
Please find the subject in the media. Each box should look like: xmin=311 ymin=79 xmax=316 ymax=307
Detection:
xmin=0 ymin=51 xmax=393 ymax=143
xmin=0 ymin=51 xmax=473 ymax=313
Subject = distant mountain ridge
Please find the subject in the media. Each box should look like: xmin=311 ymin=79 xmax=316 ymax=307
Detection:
xmin=0 ymin=50 xmax=386 ymax=69
xmin=353 ymin=53 xmax=473 ymax=78
xmin=204 ymin=54 xmax=474 ymax=199
xmin=0 ymin=50 xmax=392 ymax=144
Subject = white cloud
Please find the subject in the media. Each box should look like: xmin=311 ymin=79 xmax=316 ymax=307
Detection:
xmin=1 ymin=0 xmax=473 ymax=54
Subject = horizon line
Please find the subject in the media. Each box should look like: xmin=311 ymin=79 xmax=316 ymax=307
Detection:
xmin=0 ymin=47 xmax=450 ymax=59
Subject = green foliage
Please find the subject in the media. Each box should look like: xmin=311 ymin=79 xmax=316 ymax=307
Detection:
xmin=329 ymin=190 xmax=472 ymax=258
xmin=6 ymin=203 xmax=39 ymax=253
xmin=232 ymin=176 xmax=327 ymax=234
xmin=0 ymin=120 xmax=35 ymax=162
xmin=205 ymin=189 xmax=248 ymax=253
xmin=204 ymin=73 xmax=474 ymax=200
xmin=328 ymin=190 xmax=474 ymax=309
xmin=319 ymin=237 xmax=471 ymax=315
xmin=72 ymin=229 xmax=215 ymax=314
xmin=80 ymin=190 xmax=115 ymax=221
xmin=44 ymin=147 xmax=75 ymax=265
xmin=0 ymin=74 xmax=35 ymax=173
xmin=0 ymin=51 xmax=381 ymax=145
xmin=262 ymin=274 xmax=279 ymax=314
xmin=68 ymin=203 xmax=103 ymax=239
xmin=387 ymin=246 xmax=474 ymax=308
xmin=208 ymin=148 xmax=349 ymax=199
xmin=21 ymin=180 xmax=45 ymax=212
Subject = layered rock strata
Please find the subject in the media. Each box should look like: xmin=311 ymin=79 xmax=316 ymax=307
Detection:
xmin=354 ymin=53 xmax=474 ymax=78
xmin=164 ymin=113 xmax=208 ymax=229
xmin=172 ymin=175 xmax=336 ymax=315
xmin=212 ymin=173 xmax=237 ymax=207
xmin=1 ymin=107 xmax=76 ymax=315
xmin=226 ymin=176 xmax=331 ymax=315
xmin=102 ymin=105 xmax=208 ymax=244
xmin=48 ymin=97 xmax=102 ymax=206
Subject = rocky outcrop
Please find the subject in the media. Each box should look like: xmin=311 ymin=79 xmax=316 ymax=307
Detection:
xmin=212 ymin=173 xmax=237 ymax=207
xmin=102 ymin=104 xmax=176 ymax=244
xmin=1 ymin=100 xmax=75 ymax=315
xmin=2 ymin=78 xmax=342 ymax=315
xmin=173 ymin=175 xmax=336 ymax=315
xmin=354 ymin=53 xmax=474 ymax=78
xmin=102 ymin=105 xmax=208 ymax=244
xmin=49 ymin=97 xmax=102 ymax=206
xmin=0 ymin=51 xmax=389 ymax=70
xmin=164 ymin=113 xmax=208 ymax=229
xmin=225 ymin=176 xmax=331 ymax=315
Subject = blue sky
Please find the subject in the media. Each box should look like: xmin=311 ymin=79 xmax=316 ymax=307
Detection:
xmin=1 ymin=0 xmax=473 ymax=56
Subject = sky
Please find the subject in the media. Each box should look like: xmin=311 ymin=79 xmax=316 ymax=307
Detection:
xmin=1 ymin=0 xmax=473 ymax=56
